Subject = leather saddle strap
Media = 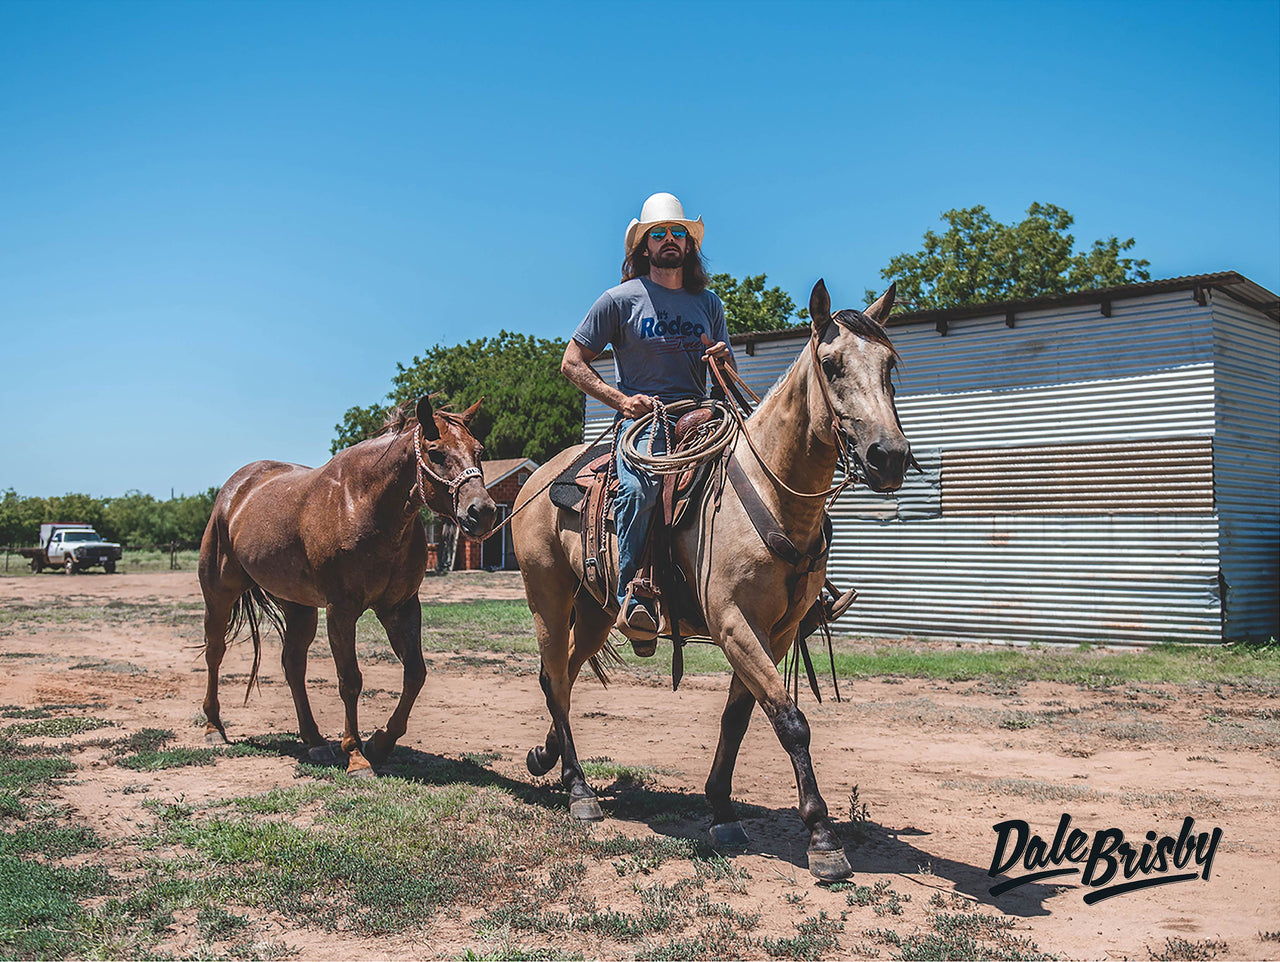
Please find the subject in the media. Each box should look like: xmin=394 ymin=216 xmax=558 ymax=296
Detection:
xmin=724 ymin=454 xmax=829 ymax=574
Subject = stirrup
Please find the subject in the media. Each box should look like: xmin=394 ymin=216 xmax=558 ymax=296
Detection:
xmin=615 ymin=584 xmax=658 ymax=651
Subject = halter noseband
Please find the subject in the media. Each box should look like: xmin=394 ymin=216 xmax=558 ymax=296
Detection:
xmin=410 ymin=420 xmax=484 ymax=518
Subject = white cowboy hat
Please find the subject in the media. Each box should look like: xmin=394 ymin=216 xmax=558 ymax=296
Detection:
xmin=624 ymin=192 xmax=705 ymax=255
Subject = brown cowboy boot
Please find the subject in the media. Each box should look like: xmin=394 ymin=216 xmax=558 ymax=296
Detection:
xmin=615 ymin=581 xmax=658 ymax=655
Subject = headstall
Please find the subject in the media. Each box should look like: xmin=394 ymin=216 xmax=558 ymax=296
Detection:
xmin=411 ymin=420 xmax=483 ymax=517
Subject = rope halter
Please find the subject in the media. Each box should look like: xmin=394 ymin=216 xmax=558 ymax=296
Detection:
xmin=411 ymin=420 xmax=484 ymax=519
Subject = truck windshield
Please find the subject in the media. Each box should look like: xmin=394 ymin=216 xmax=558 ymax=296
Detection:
xmin=62 ymin=532 xmax=101 ymax=542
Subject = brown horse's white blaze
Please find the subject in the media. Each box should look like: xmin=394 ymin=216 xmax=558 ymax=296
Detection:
xmin=199 ymin=396 xmax=496 ymax=776
xmin=512 ymin=280 xmax=910 ymax=881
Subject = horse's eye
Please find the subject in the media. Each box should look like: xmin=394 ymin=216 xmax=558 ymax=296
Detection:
xmin=821 ymin=358 xmax=840 ymax=379
xmin=428 ymin=449 xmax=447 ymax=466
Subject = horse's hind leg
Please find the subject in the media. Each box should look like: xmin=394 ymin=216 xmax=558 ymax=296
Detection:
xmin=198 ymin=525 xmax=247 ymax=745
xmin=325 ymin=604 xmax=373 ymax=777
xmin=364 ymin=596 xmax=425 ymax=766
xmin=202 ymin=599 xmax=235 ymax=745
xmin=278 ymin=602 xmax=331 ymax=762
xmin=704 ymin=672 xmax=756 ymax=848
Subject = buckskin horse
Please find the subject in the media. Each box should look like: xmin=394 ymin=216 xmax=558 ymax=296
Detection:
xmin=511 ymin=281 xmax=910 ymax=880
xmin=199 ymin=396 xmax=497 ymax=775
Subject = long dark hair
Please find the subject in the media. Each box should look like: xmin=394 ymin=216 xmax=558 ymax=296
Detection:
xmin=621 ymin=236 xmax=709 ymax=294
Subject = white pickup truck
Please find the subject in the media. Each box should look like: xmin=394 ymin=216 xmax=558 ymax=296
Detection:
xmin=20 ymin=524 xmax=123 ymax=574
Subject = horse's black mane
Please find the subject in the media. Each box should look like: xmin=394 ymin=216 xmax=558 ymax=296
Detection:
xmin=382 ymin=397 xmax=468 ymax=435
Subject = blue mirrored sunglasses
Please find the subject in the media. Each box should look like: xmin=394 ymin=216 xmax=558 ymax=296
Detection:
xmin=648 ymin=226 xmax=688 ymax=241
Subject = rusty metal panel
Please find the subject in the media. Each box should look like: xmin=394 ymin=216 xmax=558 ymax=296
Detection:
xmin=942 ymin=437 xmax=1215 ymax=515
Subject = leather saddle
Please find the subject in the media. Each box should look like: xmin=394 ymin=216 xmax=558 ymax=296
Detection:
xmin=549 ymin=405 xmax=721 ymax=614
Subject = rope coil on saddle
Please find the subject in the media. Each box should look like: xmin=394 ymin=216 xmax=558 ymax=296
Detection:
xmin=619 ymin=398 xmax=738 ymax=475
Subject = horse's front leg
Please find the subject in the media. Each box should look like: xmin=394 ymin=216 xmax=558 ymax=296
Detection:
xmin=705 ymin=671 xmax=756 ymax=848
xmin=325 ymin=604 xmax=373 ymax=777
xmin=717 ymin=609 xmax=850 ymax=881
xmin=364 ymin=597 xmax=426 ymax=766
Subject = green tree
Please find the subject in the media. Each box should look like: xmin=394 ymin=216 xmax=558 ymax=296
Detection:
xmin=332 ymin=331 xmax=582 ymax=464
xmin=708 ymin=272 xmax=805 ymax=334
xmin=870 ymin=203 xmax=1151 ymax=310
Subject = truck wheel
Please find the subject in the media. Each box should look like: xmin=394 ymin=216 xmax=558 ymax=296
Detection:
xmin=30 ymin=558 xmax=43 ymax=574
xmin=64 ymin=556 xmax=76 ymax=575
xmin=104 ymin=561 xmax=116 ymax=574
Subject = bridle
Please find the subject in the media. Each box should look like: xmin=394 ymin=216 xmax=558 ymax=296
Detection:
xmin=705 ymin=313 xmax=877 ymax=502
xmin=409 ymin=419 xmax=484 ymax=518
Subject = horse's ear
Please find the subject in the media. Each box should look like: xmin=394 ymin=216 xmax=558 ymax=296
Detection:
xmin=460 ymin=396 xmax=484 ymax=425
xmin=415 ymin=396 xmax=440 ymax=441
xmin=809 ymin=279 xmax=832 ymax=336
xmin=864 ymin=282 xmax=896 ymax=323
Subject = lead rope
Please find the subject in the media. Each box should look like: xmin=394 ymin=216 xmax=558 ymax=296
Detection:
xmin=475 ymin=418 xmax=619 ymax=543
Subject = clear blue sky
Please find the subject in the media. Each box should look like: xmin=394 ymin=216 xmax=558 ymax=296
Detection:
xmin=3 ymin=0 xmax=1277 ymax=499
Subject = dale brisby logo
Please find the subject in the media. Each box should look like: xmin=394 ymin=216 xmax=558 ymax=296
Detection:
xmin=988 ymin=813 xmax=1222 ymax=905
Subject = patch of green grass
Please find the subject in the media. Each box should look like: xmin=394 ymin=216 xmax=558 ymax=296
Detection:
xmin=0 ymin=755 xmax=76 ymax=814
xmin=832 ymin=639 xmax=1280 ymax=687
xmin=582 ymin=756 xmax=667 ymax=788
xmin=865 ymin=910 xmax=1052 ymax=961
xmin=1 ymin=716 xmax=115 ymax=740
xmin=111 ymin=727 xmax=272 ymax=771
xmin=0 ymin=703 xmax=106 ymax=719
xmin=0 ymin=821 xmax=102 ymax=859
xmin=197 ymin=904 xmax=251 ymax=941
xmin=0 ymin=853 xmax=112 ymax=958
xmin=760 ymin=911 xmax=845 ymax=959
xmin=459 ymin=948 xmax=584 ymax=961
xmin=1148 ymin=936 xmax=1229 ymax=961
xmin=844 ymin=879 xmax=910 ymax=916
xmin=354 ymin=600 xmax=542 ymax=657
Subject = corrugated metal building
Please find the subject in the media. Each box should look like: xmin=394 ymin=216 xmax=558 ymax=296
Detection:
xmin=584 ymin=272 xmax=1279 ymax=645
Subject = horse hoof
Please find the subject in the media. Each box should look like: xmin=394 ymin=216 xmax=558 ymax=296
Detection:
xmin=569 ymin=796 xmax=604 ymax=822
xmin=308 ymin=745 xmax=337 ymax=764
xmin=204 ymin=730 xmax=229 ymax=746
xmin=527 ymin=747 xmax=553 ymax=777
xmin=807 ymin=847 xmax=853 ymax=882
xmin=709 ymin=821 xmax=750 ymax=850
xmin=365 ymin=730 xmax=391 ymax=765
xmin=347 ymin=764 xmax=376 ymax=779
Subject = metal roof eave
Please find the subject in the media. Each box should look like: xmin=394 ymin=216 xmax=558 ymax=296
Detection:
xmin=725 ymin=271 xmax=1279 ymax=348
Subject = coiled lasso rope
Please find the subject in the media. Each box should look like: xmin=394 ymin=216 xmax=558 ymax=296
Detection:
xmin=618 ymin=398 xmax=739 ymax=475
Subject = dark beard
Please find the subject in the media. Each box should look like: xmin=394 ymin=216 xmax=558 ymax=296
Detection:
xmin=649 ymin=247 xmax=685 ymax=269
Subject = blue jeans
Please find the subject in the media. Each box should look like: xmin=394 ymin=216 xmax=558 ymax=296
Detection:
xmin=614 ymin=418 xmax=667 ymax=611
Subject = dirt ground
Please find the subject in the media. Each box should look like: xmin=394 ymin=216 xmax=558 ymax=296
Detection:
xmin=1 ymin=570 xmax=1277 ymax=960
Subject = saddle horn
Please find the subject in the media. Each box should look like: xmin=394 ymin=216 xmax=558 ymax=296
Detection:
xmin=415 ymin=396 xmax=440 ymax=441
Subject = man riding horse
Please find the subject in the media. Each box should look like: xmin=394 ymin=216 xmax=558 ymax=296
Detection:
xmin=559 ymin=192 xmax=735 ymax=647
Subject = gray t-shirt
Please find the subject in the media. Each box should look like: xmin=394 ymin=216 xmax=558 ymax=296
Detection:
xmin=572 ymin=277 xmax=732 ymax=401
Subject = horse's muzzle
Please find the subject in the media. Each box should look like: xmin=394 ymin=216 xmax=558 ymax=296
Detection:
xmin=863 ymin=438 xmax=910 ymax=493
xmin=458 ymin=495 xmax=498 ymax=539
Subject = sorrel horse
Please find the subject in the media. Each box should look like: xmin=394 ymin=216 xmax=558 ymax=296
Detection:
xmin=511 ymin=281 xmax=910 ymax=880
xmin=199 ymin=396 xmax=497 ymax=775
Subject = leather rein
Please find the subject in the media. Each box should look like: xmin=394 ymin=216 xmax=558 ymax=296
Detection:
xmin=705 ymin=317 xmax=875 ymax=591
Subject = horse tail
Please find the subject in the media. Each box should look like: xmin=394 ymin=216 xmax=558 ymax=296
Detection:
xmin=587 ymin=641 xmax=628 ymax=689
xmin=227 ymin=582 xmax=288 ymax=705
